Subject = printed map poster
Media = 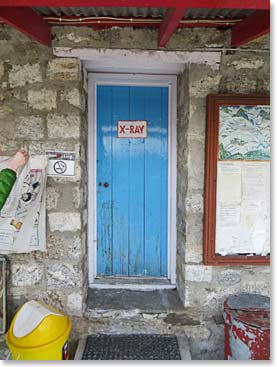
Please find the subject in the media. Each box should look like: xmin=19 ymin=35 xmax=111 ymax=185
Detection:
xmin=219 ymin=105 xmax=270 ymax=160
xmin=215 ymin=105 xmax=270 ymax=256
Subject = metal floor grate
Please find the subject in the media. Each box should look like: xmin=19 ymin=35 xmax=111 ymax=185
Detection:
xmin=81 ymin=334 xmax=181 ymax=360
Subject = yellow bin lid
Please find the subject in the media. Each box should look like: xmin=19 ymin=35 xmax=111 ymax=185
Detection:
xmin=6 ymin=300 xmax=71 ymax=349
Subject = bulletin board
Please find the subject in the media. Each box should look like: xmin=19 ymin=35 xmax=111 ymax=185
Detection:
xmin=203 ymin=94 xmax=270 ymax=265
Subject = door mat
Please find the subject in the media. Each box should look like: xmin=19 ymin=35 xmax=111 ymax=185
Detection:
xmin=81 ymin=334 xmax=181 ymax=360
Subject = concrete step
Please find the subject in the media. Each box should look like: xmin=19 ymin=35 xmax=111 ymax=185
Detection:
xmin=86 ymin=288 xmax=185 ymax=315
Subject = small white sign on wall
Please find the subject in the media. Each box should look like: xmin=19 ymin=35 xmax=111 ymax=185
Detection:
xmin=47 ymin=151 xmax=76 ymax=177
xmin=117 ymin=120 xmax=148 ymax=138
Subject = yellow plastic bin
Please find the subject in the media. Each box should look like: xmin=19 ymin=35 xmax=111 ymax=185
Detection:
xmin=5 ymin=300 xmax=71 ymax=360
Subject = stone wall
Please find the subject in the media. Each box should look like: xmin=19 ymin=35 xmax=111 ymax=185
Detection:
xmin=181 ymin=51 xmax=270 ymax=317
xmin=0 ymin=24 xmax=270 ymax=359
xmin=175 ymin=44 xmax=270 ymax=359
xmin=0 ymin=26 xmax=87 ymax=319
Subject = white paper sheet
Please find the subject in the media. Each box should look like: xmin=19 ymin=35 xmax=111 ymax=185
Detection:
xmin=0 ymin=156 xmax=47 ymax=253
xmin=217 ymin=162 xmax=241 ymax=202
xmin=216 ymin=161 xmax=270 ymax=256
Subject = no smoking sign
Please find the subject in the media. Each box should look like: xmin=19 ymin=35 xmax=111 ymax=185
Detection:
xmin=47 ymin=151 xmax=76 ymax=177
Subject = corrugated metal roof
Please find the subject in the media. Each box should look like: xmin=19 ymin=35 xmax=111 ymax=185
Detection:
xmin=34 ymin=7 xmax=254 ymax=19
xmin=185 ymin=8 xmax=254 ymax=18
xmin=34 ymin=7 xmax=166 ymax=18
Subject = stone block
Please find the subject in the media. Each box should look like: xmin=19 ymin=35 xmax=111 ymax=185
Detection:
xmin=29 ymin=140 xmax=77 ymax=155
xmin=185 ymin=265 xmax=212 ymax=283
xmin=72 ymin=187 xmax=82 ymax=209
xmin=36 ymin=290 xmax=67 ymax=312
xmin=8 ymin=63 xmax=42 ymax=88
xmin=0 ymin=62 xmax=4 ymax=79
xmin=67 ymin=292 xmax=83 ymax=314
xmin=221 ymin=75 xmax=258 ymax=94
xmin=46 ymin=186 xmax=60 ymax=211
xmin=185 ymin=213 xmax=203 ymax=247
xmin=189 ymin=67 xmax=221 ymax=98
xmin=47 ymin=113 xmax=80 ymax=139
xmin=47 ymin=184 xmax=80 ymax=212
xmin=188 ymin=100 xmax=206 ymax=140
xmin=110 ymin=28 xmax=156 ymax=49
xmin=168 ymin=28 xmax=230 ymax=50
xmin=187 ymin=139 xmax=205 ymax=191
xmin=48 ymin=212 xmax=81 ymax=232
xmin=241 ymin=266 xmax=270 ymax=282
xmin=52 ymin=26 xmax=111 ymax=48
xmin=46 ymin=233 xmax=66 ymax=259
xmin=67 ymin=235 xmax=82 ymax=259
xmin=11 ymin=263 xmax=44 ymax=286
xmin=184 ymin=242 xmax=202 ymax=264
xmin=0 ymin=105 xmax=13 ymax=120
xmin=0 ymin=118 xmax=16 ymax=144
xmin=185 ymin=193 xmax=203 ymax=214
xmin=47 ymin=58 xmax=81 ymax=81
xmin=184 ymin=284 xmax=211 ymax=308
xmin=213 ymin=269 xmax=241 ymax=286
xmin=46 ymin=263 xmax=82 ymax=288
xmin=60 ymin=88 xmax=81 ymax=108
xmin=227 ymin=58 xmax=264 ymax=70
xmin=28 ymin=89 xmax=57 ymax=110
xmin=15 ymin=116 xmax=44 ymax=140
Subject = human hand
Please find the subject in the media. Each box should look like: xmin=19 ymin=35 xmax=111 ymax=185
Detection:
xmin=7 ymin=150 xmax=29 ymax=172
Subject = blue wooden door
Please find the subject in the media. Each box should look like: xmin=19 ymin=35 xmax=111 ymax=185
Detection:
xmin=97 ymin=85 xmax=168 ymax=277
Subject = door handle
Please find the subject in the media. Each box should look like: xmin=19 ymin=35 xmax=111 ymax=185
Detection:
xmin=98 ymin=182 xmax=109 ymax=188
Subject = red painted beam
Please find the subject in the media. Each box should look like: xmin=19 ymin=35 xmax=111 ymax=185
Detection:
xmin=231 ymin=10 xmax=270 ymax=47
xmin=0 ymin=7 xmax=51 ymax=46
xmin=0 ymin=1 xmax=270 ymax=10
xmin=158 ymin=8 xmax=185 ymax=47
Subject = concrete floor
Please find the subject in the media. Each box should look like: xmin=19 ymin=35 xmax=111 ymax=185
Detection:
xmin=0 ymin=335 xmax=10 ymax=360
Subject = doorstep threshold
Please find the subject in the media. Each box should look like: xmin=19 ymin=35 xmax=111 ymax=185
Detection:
xmin=90 ymin=276 xmax=176 ymax=290
xmin=86 ymin=288 xmax=184 ymax=313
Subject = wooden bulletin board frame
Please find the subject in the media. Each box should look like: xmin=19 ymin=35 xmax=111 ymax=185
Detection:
xmin=203 ymin=94 xmax=270 ymax=266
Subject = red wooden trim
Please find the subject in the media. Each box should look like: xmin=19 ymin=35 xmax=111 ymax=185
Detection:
xmin=203 ymin=94 xmax=270 ymax=266
xmin=232 ymin=10 xmax=270 ymax=47
xmin=0 ymin=1 xmax=270 ymax=9
xmin=158 ymin=8 xmax=185 ymax=47
xmin=0 ymin=7 xmax=51 ymax=46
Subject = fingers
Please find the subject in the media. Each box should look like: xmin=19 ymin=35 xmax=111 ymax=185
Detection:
xmin=19 ymin=150 xmax=29 ymax=160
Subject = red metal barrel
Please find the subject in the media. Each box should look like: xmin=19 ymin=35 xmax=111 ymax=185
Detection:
xmin=223 ymin=293 xmax=270 ymax=360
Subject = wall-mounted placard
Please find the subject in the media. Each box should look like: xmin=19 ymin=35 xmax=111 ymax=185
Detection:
xmin=47 ymin=151 xmax=76 ymax=177
xmin=204 ymin=94 xmax=270 ymax=265
xmin=117 ymin=120 xmax=148 ymax=138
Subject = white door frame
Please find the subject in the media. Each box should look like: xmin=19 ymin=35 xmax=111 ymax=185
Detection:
xmin=88 ymin=73 xmax=177 ymax=287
